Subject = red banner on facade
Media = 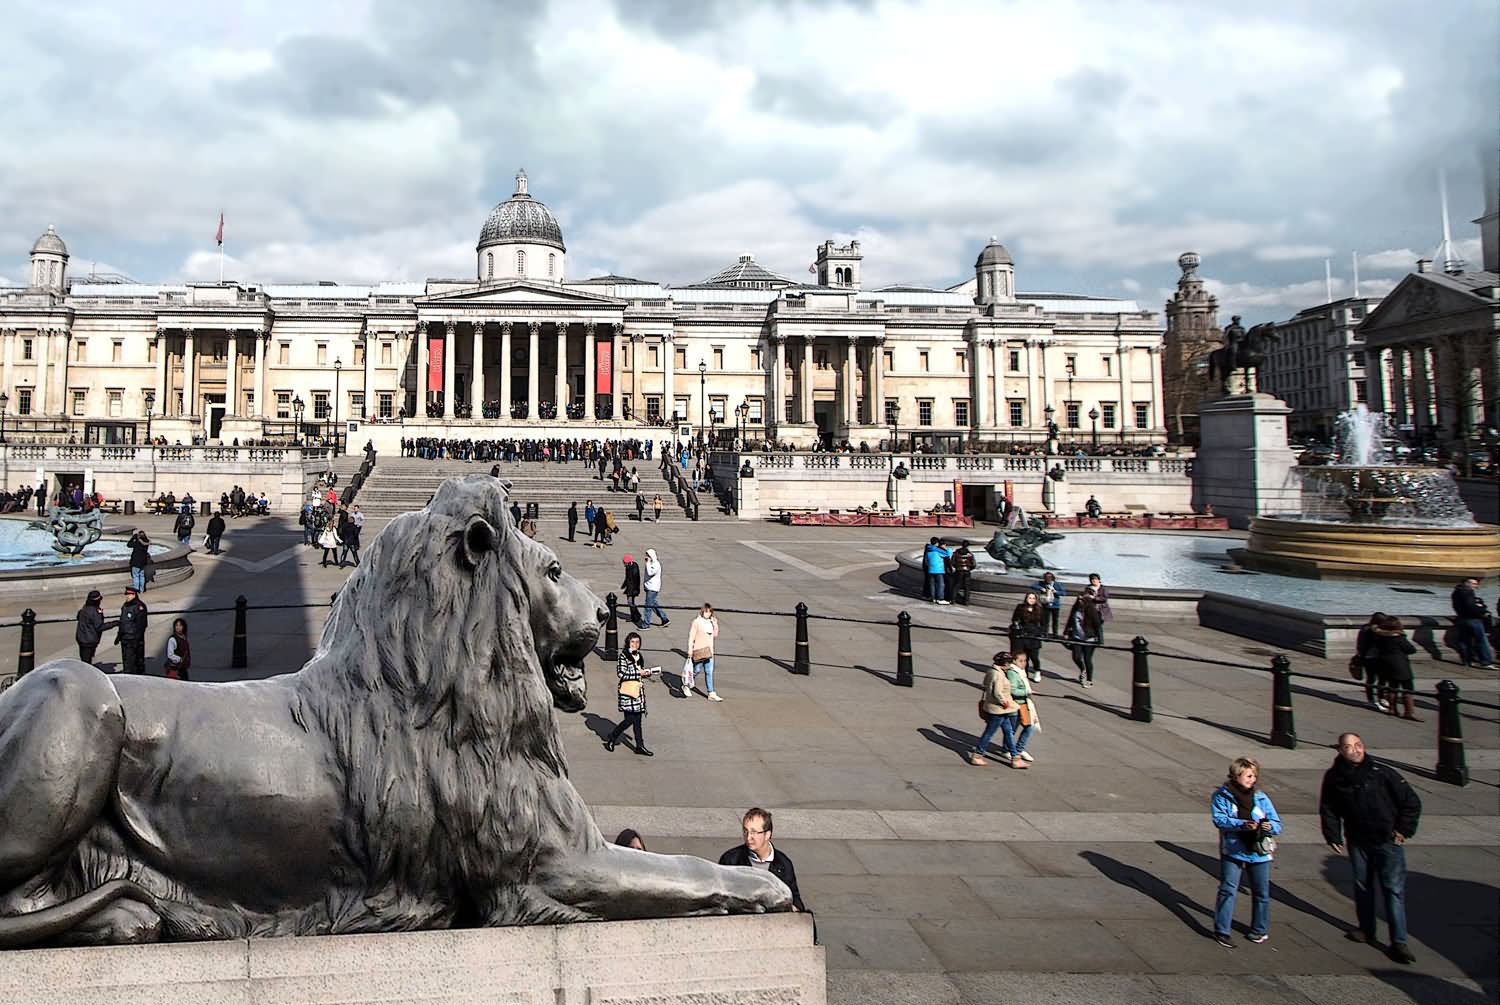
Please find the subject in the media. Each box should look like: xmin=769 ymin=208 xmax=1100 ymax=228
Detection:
xmin=595 ymin=340 xmax=612 ymax=395
xmin=427 ymin=337 xmax=443 ymax=394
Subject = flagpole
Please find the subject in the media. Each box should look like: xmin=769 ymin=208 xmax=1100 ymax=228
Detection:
xmin=219 ymin=240 xmax=225 ymax=284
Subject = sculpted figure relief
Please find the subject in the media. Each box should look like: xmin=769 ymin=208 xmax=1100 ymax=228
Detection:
xmin=0 ymin=476 xmax=789 ymax=948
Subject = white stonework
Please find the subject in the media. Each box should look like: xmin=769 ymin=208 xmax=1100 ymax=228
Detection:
xmin=1 ymin=180 xmax=1167 ymax=452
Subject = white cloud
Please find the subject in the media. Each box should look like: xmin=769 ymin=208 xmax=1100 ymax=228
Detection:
xmin=1202 ymin=276 xmax=1399 ymax=322
xmin=1116 ymin=278 xmax=1142 ymax=294
xmin=1359 ymin=237 xmax=1482 ymax=271
xmin=1254 ymin=244 xmax=1334 ymax=262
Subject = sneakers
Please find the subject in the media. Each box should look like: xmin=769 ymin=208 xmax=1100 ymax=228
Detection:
xmin=995 ymin=752 xmax=1012 ymax=763
xmin=1247 ymin=933 xmax=1269 ymax=944
xmin=1029 ymin=672 xmax=1042 ymax=683
xmin=708 ymin=692 xmax=724 ymax=702
xmin=1213 ymin=933 xmax=1235 ymax=949
xmin=936 ymin=599 xmax=951 ymax=605
xmin=1078 ymin=673 xmax=1086 ymax=686
xmin=1388 ymin=942 xmax=1415 ymax=964
xmin=1018 ymin=750 xmax=1035 ymax=762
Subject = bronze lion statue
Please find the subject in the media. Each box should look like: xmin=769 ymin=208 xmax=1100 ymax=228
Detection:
xmin=0 ymin=476 xmax=789 ymax=948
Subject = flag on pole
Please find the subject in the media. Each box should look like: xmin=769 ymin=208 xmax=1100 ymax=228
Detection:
xmin=215 ymin=212 xmax=224 ymax=247
xmin=807 ymin=263 xmax=816 ymax=274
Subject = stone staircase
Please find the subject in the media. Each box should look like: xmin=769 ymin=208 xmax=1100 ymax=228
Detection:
xmin=352 ymin=457 xmax=737 ymax=522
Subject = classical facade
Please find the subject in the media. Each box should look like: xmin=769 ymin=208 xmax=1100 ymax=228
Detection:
xmin=1159 ymin=252 xmax=1221 ymax=445
xmin=1 ymin=172 xmax=1166 ymax=449
xmin=1259 ymin=296 xmax=1381 ymax=440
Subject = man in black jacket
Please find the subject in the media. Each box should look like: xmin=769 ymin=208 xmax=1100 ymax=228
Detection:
xmin=1450 ymin=577 xmax=1497 ymax=668
xmin=566 ymin=501 xmax=579 ymax=542
xmin=718 ymin=807 xmax=806 ymax=913
xmin=205 ymin=512 xmax=227 ymax=554
xmin=1319 ymin=732 xmax=1422 ymax=964
xmin=620 ymin=554 xmax=642 ymax=626
xmin=115 ymin=586 xmax=149 ymax=676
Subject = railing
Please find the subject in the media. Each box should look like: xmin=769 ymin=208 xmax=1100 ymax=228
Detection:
xmin=0 ymin=444 xmax=329 ymax=466
xmin=734 ymin=451 xmax=1195 ymax=477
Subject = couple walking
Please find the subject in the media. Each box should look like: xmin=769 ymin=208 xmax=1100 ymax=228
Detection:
xmin=619 ymin=549 xmax=669 ymax=628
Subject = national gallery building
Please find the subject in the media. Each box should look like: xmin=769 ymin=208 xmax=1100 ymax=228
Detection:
xmin=2 ymin=172 xmax=1166 ymax=449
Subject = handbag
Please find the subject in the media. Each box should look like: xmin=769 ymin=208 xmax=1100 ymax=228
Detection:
xmin=1347 ymin=655 xmax=1364 ymax=680
xmin=690 ymin=646 xmax=712 ymax=663
xmin=977 ymin=699 xmax=987 ymax=722
xmin=1254 ymin=832 xmax=1278 ymax=856
xmin=618 ymin=679 xmax=643 ymax=700
xmin=1017 ymin=701 xmax=1032 ymax=726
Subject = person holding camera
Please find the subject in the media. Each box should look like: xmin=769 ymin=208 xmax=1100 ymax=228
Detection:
xmin=1211 ymin=756 xmax=1282 ymax=948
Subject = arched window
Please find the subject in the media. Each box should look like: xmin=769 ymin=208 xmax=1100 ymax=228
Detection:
xmin=517 ymin=250 xmax=527 ymax=276
xmin=548 ymin=253 xmax=556 ymax=277
xmin=997 ymin=272 xmax=1009 ymax=296
xmin=486 ymin=252 xmax=494 ymax=278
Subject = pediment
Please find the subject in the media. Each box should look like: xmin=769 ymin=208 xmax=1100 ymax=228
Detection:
xmin=1361 ymin=274 xmax=1488 ymax=333
xmin=419 ymin=280 xmax=623 ymax=309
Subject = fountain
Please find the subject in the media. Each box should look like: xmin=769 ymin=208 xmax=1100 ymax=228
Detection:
xmin=1235 ymin=405 xmax=1500 ymax=581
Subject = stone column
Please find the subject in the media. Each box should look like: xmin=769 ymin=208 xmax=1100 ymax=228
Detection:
xmin=990 ymin=340 xmax=1003 ymax=430
xmin=443 ymin=322 xmax=457 ymax=419
xmin=182 ymin=328 xmax=196 ymax=417
xmin=839 ymin=336 xmax=855 ymax=426
xmin=498 ymin=322 xmax=512 ymax=417
xmin=1147 ymin=344 xmax=1163 ymax=433
xmin=801 ymin=338 xmax=814 ymax=423
xmin=1389 ymin=346 xmax=1409 ymax=426
xmin=33 ymin=330 xmax=49 ymax=414
xmin=416 ymin=321 xmax=429 ymax=417
xmin=584 ymin=321 xmax=597 ymax=419
xmin=469 ymin=321 xmax=483 ymax=417
xmin=968 ymin=334 xmax=984 ymax=430
xmin=608 ymin=324 xmax=622 ymax=422
xmin=871 ymin=336 xmax=886 ymax=424
xmin=252 ymin=329 xmax=266 ymax=417
xmin=768 ymin=335 xmax=782 ymax=428
xmin=226 ymin=331 xmax=239 ymax=415
xmin=663 ymin=333 xmax=675 ymax=421
xmin=1408 ymin=344 xmax=1431 ymax=435
xmin=527 ymin=321 xmax=541 ymax=419
xmin=1117 ymin=342 xmax=1130 ymax=439
xmin=630 ymin=332 xmax=643 ymax=421
xmin=1365 ymin=346 xmax=1388 ymax=414
xmin=0 ymin=328 xmax=13 ymax=400
xmin=1481 ymin=332 xmax=1500 ymax=431
xmin=554 ymin=321 xmax=568 ymax=413
xmin=362 ymin=330 xmax=374 ymax=421
xmin=58 ymin=331 xmax=71 ymax=414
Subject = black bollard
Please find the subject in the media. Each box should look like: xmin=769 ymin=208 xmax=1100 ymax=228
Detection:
xmin=1270 ymin=654 xmax=1296 ymax=749
xmin=895 ymin=611 xmax=914 ymax=687
xmin=231 ymin=595 xmax=248 ymax=669
xmin=1130 ymin=635 xmax=1153 ymax=723
xmin=792 ymin=602 xmax=810 ymax=675
xmin=1435 ymin=679 xmax=1469 ymax=786
xmin=17 ymin=608 xmax=36 ymax=678
xmin=604 ymin=592 xmax=619 ymax=661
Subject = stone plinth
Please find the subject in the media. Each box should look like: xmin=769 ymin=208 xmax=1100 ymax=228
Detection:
xmin=0 ymin=914 xmax=824 ymax=1005
xmin=1193 ymin=393 xmax=1299 ymax=529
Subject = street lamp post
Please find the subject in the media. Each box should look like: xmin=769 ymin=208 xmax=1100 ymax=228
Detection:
xmin=0 ymin=391 xmax=8 ymax=445
xmin=736 ymin=400 xmax=748 ymax=447
xmin=293 ymin=395 xmax=305 ymax=446
xmin=333 ymin=359 xmax=343 ymax=457
xmin=1043 ymin=403 xmax=1056 ymax=452
xmin=889 ymin=401 xmax=901 ymax=453
xmin=143 ymin=392 xmax=155 ymax=448
xmin=698 ymin=360 xmax=707 ymax=449
xmin=1089 ymin=406 xmax=1100 ymax=450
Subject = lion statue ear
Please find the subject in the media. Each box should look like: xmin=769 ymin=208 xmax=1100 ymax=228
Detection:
xmin=461 ymin=515 xmax=500 ymax=569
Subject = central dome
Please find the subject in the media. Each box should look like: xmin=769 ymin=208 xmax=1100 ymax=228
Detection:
xmin=478 ymin=170 xmax=565 ymax=251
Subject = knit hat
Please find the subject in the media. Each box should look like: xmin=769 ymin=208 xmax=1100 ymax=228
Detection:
xmin=86 ymin=590 xmax=103 ymax=604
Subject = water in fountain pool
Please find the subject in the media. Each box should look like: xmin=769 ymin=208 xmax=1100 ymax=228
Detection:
xmin=0 ymin=520 xmax=170 ymax=571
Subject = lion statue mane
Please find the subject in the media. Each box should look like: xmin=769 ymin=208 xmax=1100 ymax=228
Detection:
xmin=0 ymin=475 xmax=789 ymax=948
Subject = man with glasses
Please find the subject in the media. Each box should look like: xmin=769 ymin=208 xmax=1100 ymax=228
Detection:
xmin=718 ymin=807 xmax=806 ymax=913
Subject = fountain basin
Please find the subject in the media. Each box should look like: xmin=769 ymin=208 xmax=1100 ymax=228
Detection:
xmin=1236 ymin=516 xmax=1500 ymax=581
xmin=0 ymin=518 xmax=193 ymax=600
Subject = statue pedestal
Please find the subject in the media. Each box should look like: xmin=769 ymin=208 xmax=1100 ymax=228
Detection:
xmin=0 ymin=914 xmax=825 ymax=1004
xmin=1194 ymin=393 xmax=1299 ymax=529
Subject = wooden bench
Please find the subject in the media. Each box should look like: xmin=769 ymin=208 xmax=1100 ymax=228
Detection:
xmin=773 ymin=506 xmax=819 ymax=525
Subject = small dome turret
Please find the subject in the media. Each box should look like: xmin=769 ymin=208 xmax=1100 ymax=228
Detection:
xmin=29 ymin=224 xmax=69 ymax=291
xmin=973 ymin=236 xmax=1015 ymax=306
xmin=31 ymin=224 xmax=69 ymax=258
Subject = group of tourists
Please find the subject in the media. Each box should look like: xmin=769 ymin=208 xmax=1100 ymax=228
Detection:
xmin=0 ymin=485 xmax=38 ymax=513
xmin=604 ymin=599 xmax=723 ymax=756
xmin=400 ymin=436 xmax=656 ymax=464
xmin=74 ymin=586 xmax=192 ymax=681
xmin=300 ymin=496 xmax=364 ymax=567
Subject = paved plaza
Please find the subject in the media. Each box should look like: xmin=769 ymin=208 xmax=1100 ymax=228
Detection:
xmin=4 ymin=502 xmax=1497 ymax=1005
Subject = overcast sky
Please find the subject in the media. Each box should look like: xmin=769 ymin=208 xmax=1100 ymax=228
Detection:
xmin=2 ymin=0 xmax=1495 ymax=325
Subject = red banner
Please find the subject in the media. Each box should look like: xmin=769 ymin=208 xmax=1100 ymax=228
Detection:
xmin=427 ymin=337 xmax=443 ymax=394
xmin=595 ymin=339 xmax=612 ymax=395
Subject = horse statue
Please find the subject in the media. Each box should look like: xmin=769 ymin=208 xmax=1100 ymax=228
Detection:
xmin=1207 ymin=316 xmax=1279 ymax=395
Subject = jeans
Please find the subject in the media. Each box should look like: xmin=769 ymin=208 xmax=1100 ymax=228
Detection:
xmin=303 ymin=523 xmax=316 ymax=545
xmin=131 ymin=566 xmax=146 ymax=593
xmin=1045 ymin=607 xmax=1060 ymax=635
xmin=642 ymin=590 xmax=667 ymax=626
xmin=693 ymin=656 xmax=715 ymax=692
xmin=925 ymin=572 xmax=946 ymax=602
xmin=953 ymin=573 xmax=971 ymax=605
xmin=974 ymin=713 xmax=1007 ymax=755
xmin=1000 ymin=713 xmax=1033 ymax=754
xmin=1454 ymin=618 xmax=1495 ymax=665
xmin=1347 ymin=842 xmax=1408 ymax=944
xmin=1214 ymin=857 xmax=1271 ymax=937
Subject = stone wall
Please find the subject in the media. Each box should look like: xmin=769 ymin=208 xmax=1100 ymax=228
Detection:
xmin=0 ymin=914 xmax=824 ymax=1005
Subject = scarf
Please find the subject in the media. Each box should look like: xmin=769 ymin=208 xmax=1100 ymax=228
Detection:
xmin=1227 ymin=779 xmax=1256 ymax=821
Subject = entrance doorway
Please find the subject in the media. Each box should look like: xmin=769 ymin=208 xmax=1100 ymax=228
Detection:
xmin=206 ymin=397 xmax=226 ymax=440
xmin=813 ymin=401 xmax=835 ymax=444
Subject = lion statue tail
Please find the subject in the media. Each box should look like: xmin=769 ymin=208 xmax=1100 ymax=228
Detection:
xmin=0 ymin=879 xmax=159 ymax=949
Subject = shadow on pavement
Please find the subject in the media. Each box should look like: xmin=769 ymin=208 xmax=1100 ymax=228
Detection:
xmin=1157 ymin=840 xmax=1348 ymax=932
xmin=1079 ymin=849 xmax=1215 ymax=939
xmin=1185 ymin=714 xmax=1271 ymax=748
xmin=919 ymin=724 xmax=983 ymax=762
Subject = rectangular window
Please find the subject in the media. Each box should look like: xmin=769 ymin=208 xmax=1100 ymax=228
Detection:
xmin=354 ymin=343 xmax=365 ymax=366
xmin=141 ymin=388 xmax=153 ymax=413
xmin=1065 ymin=354 xmax=1077 ymax=375
xmin=1066 ymin=402 xmax=1080 ymax=428
xmin=674 ymin=346 xmax=685 ymax=370
xmin=72 ymin=389 xmax=87 ymax=416
xmin=748 ymin=398 xmax=763 ymax=423
xmin=276 ymin=391 xmax=291 ymax=419
xmin=884 ymin=399 xmax=898 ymax=426
xmin=351 ymin=391 xmax=364 ymax=417
xmin=954 ymin=399 xmax=970 ymax=426
xmin=816 ymin=351 xmax=829 ymax=370
xmin=918 ymin=399 xmax=933 ymax=426
xmin=17 ymin=388 xmax=31 ymax=414
xmin=313 ymin=392 xmax=330 ymax=419
xmin=1008 ymin=349 xmax=1021 ymax=372
xmin=1102 ymin=355 xmax=1112 ymax=377
xmin=1135 ymin=403 xmax=1150 ymax=428
xmin=245 ymin=390 xmax=254 ymax=413
xmin=381 ymin=342 xmax=393 ymax=365
xmin=213 ymin=340 xmax=227 ymax=361
xmin=649 ymin=345 xmax=660 ymax=367
xmin=883 ymin=349 xmax=893 ymax=371
xmin=750 ymin=348 xmax=761 ymax=369
xmin=75 ymin=339 xmax=86 ymax=362
xmin=108 ymin=389 xmax=123 ymax=418
xmin=712 ymin=347 xmax=724 ymax=370
xmin=1101 ymin=402 xmax=1116 ymax=429
xmin=956 ymin=350 xmax=967 ymax=373
xmin=375 ymin=392 xmax=391 ymax=418
xmin=674 ymin=396 xmax=690 ymax=421
xmin=919 ymin=350 xmax=930 ymax=372
xmin=22 ymin=339 xmax=32 ymax=360
xmin=785 ymin=398 xmax=794 ymax=422
xmin=112 ymin=340 xmax=123 ymax=362
xmin=1009 ymin=400 xmax=1024 ymax=427
xmin=1355 ymin=380 xmax=1367 ymax=403
xmin=316 ymin=343 xmax=328 ymax=366
xmin=709 ymin=396 xmax=726 ymax=422
xmin=148 ymin=339 xmax=157 ymax=363
xmin=646 ymin=396 xmax=661 ymax=421
xmin=278 ymin=342 xmax=290 ymax=365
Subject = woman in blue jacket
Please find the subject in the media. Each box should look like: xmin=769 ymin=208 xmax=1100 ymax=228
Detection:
xmin=1211 ymin=756 xmax=1282 ymax=947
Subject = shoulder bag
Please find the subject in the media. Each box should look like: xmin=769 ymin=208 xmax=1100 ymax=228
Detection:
xmin=618 ymin=679 xmax=643 ymax=700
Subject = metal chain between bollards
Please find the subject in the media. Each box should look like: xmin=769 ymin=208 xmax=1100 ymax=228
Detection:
xmin=231 ymin=595 xmax=248 ymax=669
xmin=16 ymin=609 xmax=35 ymax=678
xmin=895 ymin=611 xmax=914 ymax=687
xmin=603 ymin=592 xmax=619 ymax=661
xmin=1270 ymin=654 xmax=1296 ymax=749
xmin=792 ymin=602 xmax=810 ymax=675
xmin=1130 ymin=635 xmax=1152 ymax=723
xmin=1435 ymin=679 xmax=1469 ymax=786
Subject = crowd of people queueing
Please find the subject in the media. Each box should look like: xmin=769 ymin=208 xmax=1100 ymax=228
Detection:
xmin=300 ymin=490 xmax=365 ymax=568
xmin=400 ymin=436 xmax=655 ymax=464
